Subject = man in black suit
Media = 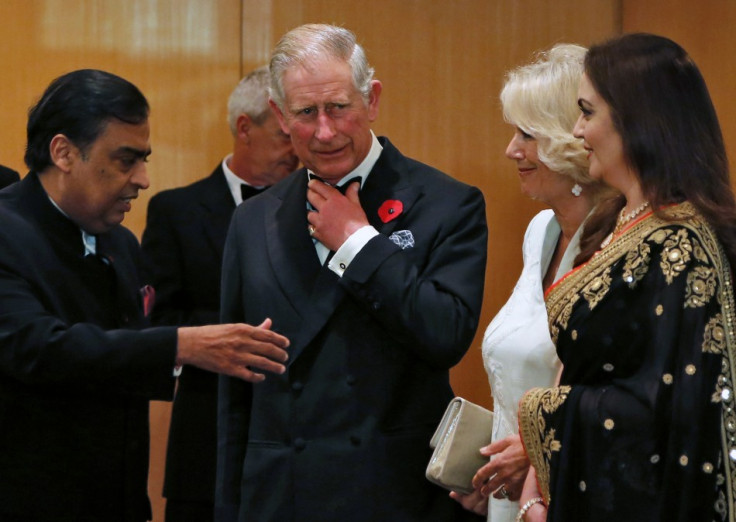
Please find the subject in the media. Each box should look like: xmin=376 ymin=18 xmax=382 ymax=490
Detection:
xmin=0 ymin=69 xmax=290 ymax=522
xmin=216 ymin=24 xmax=488 ymax=521
xmin=0 ymin=164 xmax=20 ymax=188
xmin=141 ymin=66 xmax=297 ymax=522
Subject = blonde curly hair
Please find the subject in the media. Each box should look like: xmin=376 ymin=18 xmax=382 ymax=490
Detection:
xmin=501 ymin=43 xmax=590 ymax=185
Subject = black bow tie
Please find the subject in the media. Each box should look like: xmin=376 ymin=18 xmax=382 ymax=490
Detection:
xmin=240 ymin=184 xmax=266 ymax=201
xmin=307 ymin=173 xmax=362 ymax=194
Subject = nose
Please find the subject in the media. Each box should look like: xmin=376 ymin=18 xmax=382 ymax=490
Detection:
xmin=505 ymin=134 xmax=524 ymax=160
xmin=131 ymin=163 xmax=150 ymax=190
xmin=573 ymin=114 xmax=585 ymax=139
xmin=314 ymin=112 xmax=337 ymax=142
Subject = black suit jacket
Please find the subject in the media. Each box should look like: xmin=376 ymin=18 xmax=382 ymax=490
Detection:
xmin=141 ymin=165 xmax=236 ymax=503
xmin=217 ymin=138 xmax=488 ymax=521
xmin=0 ymin=164 xmax=20 ymax=189
xmin=0 ymin=173 xmax=178 ymax=521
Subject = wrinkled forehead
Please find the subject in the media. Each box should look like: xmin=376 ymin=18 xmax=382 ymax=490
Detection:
xmin=283 ymin=57 xmax=354 ymax=87
xmin=282 ymin=59 xmax=359 ymax=104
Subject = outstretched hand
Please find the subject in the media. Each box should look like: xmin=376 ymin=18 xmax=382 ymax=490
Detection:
xmin=177 ymin=318 xmax=290 ymax=382
xmin=306 ymin=179 xmax=368 ymax=251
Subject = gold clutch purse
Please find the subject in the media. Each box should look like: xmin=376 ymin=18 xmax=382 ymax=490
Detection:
xmin=425 ymin=397 xmax=494 ymax=494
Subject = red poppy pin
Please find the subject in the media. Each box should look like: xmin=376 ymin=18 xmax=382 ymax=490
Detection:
xmin=378 ymin=200 xmax=403 ymax=223
xmin=140 ymin=284 xmax=156 ymax=317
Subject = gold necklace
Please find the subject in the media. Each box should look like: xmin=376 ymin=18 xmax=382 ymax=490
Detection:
xmin=600 ymin=202 xmax=650 ymax=248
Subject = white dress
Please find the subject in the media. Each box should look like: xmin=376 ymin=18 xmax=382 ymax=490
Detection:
xmin=482 ymin=209 xmax=583 ymax=522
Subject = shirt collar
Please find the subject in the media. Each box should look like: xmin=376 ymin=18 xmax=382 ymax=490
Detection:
xmin=81 ymin=230 xmax=97 ymax=257
xmin=222 ymin=154 xmax=266 ymax=205
xmin=47 ymin=194 xmax=97 ymax=256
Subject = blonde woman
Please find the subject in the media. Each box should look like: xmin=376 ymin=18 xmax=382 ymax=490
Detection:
xmin=452 ymin=43 xmax=605 ymax=521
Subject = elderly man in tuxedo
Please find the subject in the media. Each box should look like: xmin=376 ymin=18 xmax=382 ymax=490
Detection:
xmin=141 ymin=65 xmax=297 ymax=522
xmin=0 ymin=69 xmax=289 ymax=522
xmin=216 ymin=24 xmax=488 ymax=522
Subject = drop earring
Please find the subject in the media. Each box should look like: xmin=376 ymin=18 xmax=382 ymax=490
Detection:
xmin=571 ymin=183 xmax=582 ymax=197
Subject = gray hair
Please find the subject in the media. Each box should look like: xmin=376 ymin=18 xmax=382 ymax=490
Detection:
xmin=269 ymin=24 xmax=375 ymax=110
xmin=227 ymin=65 xmax=271 ymax=136
xmin=501 ymin=43 xmax=590 ymax=184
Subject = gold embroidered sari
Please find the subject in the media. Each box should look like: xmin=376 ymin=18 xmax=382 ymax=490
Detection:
xmin=518 ymin=202 xmax=736 ymax=521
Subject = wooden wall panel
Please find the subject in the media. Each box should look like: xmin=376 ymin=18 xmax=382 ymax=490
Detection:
xmin=622 ymin=1 xmax=736 ymax=187
xmin=244 ymin=0 xmax=621 ymax=409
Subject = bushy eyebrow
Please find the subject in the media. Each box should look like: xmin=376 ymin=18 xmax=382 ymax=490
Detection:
xmin=112 ymin=146 xmax=151 ymax=160
xmin=289 ymin=100 xmax=351 ymax=114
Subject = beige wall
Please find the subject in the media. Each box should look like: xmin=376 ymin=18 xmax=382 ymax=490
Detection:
xmin=0 ymin=1 xmax=672 ymax=519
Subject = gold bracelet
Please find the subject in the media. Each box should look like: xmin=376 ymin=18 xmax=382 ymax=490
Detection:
xmin=514 ymin=497 xmax=545 ymax=522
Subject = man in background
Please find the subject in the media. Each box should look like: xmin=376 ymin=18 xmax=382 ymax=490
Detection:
xmin=141 ymin=65 xmax=297 ymax=522
xmin=216 ymin=24 xmax=487 ymax=521
xmin=0 ymin=68 xmax=289 ymax=522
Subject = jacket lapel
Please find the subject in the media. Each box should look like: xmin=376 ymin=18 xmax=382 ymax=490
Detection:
xmin=265 ymin=171 xmax=324 ymax=316
xmin=361 ymin=138 xmax=421 ymax=238
xmin=96 ymin=231 xmax=143 ymax=325
xmin=200 ymin=167 xmax=236 ymax=260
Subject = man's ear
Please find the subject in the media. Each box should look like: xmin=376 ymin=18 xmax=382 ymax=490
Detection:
xmin=235 ymin=114 xmax=253 ymax=142
xmin=366 ymin=80 xmax=382 ymax=122
xmin=269 ymin=99 xmax=291 ymax=135
xmin=48 ymin=134 xmax=78 ymax=173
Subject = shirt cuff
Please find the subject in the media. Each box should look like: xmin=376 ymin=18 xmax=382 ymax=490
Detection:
xmin=328 ymin=225 xmax=379 ymax=277
xmin=173 ymin=354 xmax=183 ymax=377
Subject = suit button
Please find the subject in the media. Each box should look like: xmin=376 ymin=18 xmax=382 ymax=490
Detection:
xmin=372 ymin=301 xmax=380 ymax=310
xmin=291 ymin=381 xmax=304 ymax=392
xmin=346 ymin=375 xmax=356 ymax=386
xmin=350 ymin=435 xmax=361 ymax=446
xmin=293 ymin=437 xmax=307 ymax=451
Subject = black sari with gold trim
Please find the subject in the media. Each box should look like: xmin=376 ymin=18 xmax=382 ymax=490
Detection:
xmin=519 ymin=203 xmax=736 ymax=521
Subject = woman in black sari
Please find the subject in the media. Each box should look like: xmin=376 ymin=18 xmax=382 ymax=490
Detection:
xmin=516 ymin=33 xmax=736 ymax=522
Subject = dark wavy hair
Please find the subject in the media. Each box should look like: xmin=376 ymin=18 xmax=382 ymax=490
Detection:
xmin=576 ymin=33 xmax=736 ymax=266
xmin=25 ymin=69 xmax=149 ymax=173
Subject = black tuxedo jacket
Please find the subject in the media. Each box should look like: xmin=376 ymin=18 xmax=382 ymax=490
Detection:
xmin=141 ymin=164 xmax=236 ymax=503
xmin=0 ymin=164 xmax=20 ymax=189
xmin=0 ymin=173 xmax=178 ymax=521
xmin=216 ymin=138 xmax=488 ymax=521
